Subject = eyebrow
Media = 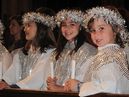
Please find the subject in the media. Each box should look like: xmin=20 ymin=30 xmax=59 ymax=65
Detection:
xmin=96 ymin=23 xmax=107 ymax=27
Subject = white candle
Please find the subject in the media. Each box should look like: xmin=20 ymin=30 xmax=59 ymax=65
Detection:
xmin=0 ymin=62 xmax=2 ymax=81
xmin=71 ymin=60 xmax=75 ymax=79
xmin=50 ymin=62 xmax=54 ymax=78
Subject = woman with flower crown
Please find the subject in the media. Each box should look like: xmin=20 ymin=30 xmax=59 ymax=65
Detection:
xmin=0 ymin=20 xmax=12 ymax=81
xmin=0 ymin=12 xmax=56 ymax=90
xmin=64 ymin=7 xmax=129 ymax=96
xmin=46 ymin=9 xmax=97 ymax=92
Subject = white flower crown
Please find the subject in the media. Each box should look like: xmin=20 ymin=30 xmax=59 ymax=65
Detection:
xmin=23 ymin=12 xmax=56 ymax=29
xmin=55 ymin=9 xmax=85 ymax=26
xmin=84 ymin=7 xmax=129 ymax=45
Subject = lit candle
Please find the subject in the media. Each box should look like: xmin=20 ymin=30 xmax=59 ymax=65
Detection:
xmin=50 ymin=62 xmax=54 ymax=78
xmin=71 ymin=60 xmax=75 ymax=79
xmin=29 ymin=69 xmax=32 ymax=76
xmin=0 ymin=62 xmax=2 ymax=81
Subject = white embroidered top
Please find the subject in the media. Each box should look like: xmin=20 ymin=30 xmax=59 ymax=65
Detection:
xmin=79 ymin=44 xmax=129 ymax=96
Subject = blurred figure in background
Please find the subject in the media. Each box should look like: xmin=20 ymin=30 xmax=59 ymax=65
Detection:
xmin=8 ymin=15 xmax=26 ymax=52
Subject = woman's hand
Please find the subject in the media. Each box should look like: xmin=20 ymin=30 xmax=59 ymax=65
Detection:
xmin=64 ymin=79 xmax=80 ymax=92
xmin=47 ymin=76 xmax=57 ymax=87
xmin=46 ymin=76 xmax=65 ymax=92
xmin=0 ymin=81 xmax=10 ymax=90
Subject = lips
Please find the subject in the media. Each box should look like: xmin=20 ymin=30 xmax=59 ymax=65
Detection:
xmin=65 ymin=32 xmax=73 ymax=36
xmin=95 ymin=39 xmax=102 ymax=43
xmin=25 ymin=32 xmax=29 ymax=35
xmin=66 ymin=33 xmax=72 ymax=36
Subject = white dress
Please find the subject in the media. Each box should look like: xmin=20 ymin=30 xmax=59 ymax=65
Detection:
xmin=51 ymin=42 xmax=97 ymax=85
xmin=0 ymin=43 xmax=12 ymax=80
xmin=79 ymin=44 xmax=129 ymax=97
xmin=3 ymin=48 xmax=54 ymax=90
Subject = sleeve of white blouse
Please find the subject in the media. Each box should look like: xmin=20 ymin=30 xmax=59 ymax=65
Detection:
xmin=79 ymin=62 xmax=121 ymax=97
xmin=3 ymin=53 xmax=20 ymax=85
xmin=16 ymin=60 xmax=51 ymax=90
xmin=16 ymin=49 xmax=53 ymax=90
xmin=2 ymin=52 xmax=12 ymax=74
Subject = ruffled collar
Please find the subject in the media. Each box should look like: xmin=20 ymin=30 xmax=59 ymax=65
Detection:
xmin=98 ymin=44 xmax=120 ymax=51
xmin=65 ymin=41 xmax=76 ymax=50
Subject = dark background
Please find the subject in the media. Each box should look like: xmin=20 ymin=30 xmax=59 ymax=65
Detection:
xmin=1 ymin=0 xmax=129 ymax=18
xmin=1 ymin=0 xmax=129 ymax=49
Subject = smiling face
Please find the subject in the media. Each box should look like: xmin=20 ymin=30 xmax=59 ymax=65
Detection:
xmin=61 ymin=18 xmax=80 ymax=42
xmin=88 ymin=18 xmax=116 ymax=47
xmin=24 ymin=21 xmax=37 ymax=41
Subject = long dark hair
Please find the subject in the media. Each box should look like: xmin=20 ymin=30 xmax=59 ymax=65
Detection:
xmin=34 ymin=22 xmax=56 ymax=52
xmin=23 ymin=22 xmax=56 ymax=54
xmin=55 ymin=25 xmax=92 ymax=60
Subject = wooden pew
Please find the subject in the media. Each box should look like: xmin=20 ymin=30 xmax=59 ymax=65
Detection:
xmin=86 ymin=93 xmax=129 ymax=97
xmin=1 ymin=89 xmax=129 ymax=97
xmin=0 ymin=89 xmax=79 ymax=97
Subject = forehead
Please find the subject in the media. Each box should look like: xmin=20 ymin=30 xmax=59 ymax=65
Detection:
xmin=94 ymin=18 xmax=107 ymax=24
xmin=89 ymin=18 xmax=108 ymax=27
xmin=24 ymin=21 xmax=36 ymax=25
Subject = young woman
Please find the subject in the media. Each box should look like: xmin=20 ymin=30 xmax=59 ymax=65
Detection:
xmin=0 ymin=12 xmax=56 ymax=90
xmin=47 ymin=9 xmax=96 ymax=92
xmin=64 ymin=7 xmax=129 ymax=96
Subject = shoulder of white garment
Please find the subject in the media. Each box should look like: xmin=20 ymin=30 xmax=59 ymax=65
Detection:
xmin=81 ymin=42 xmax=97 ymax=54
xmin=0 ymin=43 xmax=9 ymax=53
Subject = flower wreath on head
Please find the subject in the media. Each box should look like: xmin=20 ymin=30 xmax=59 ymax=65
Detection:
xmin=55 ymin=9 xmax=85 ymax=27
xmin=83 ymin=7 xmax=129 ymax=46
xmin=23 ymin=12 xmax=56 ymax=29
